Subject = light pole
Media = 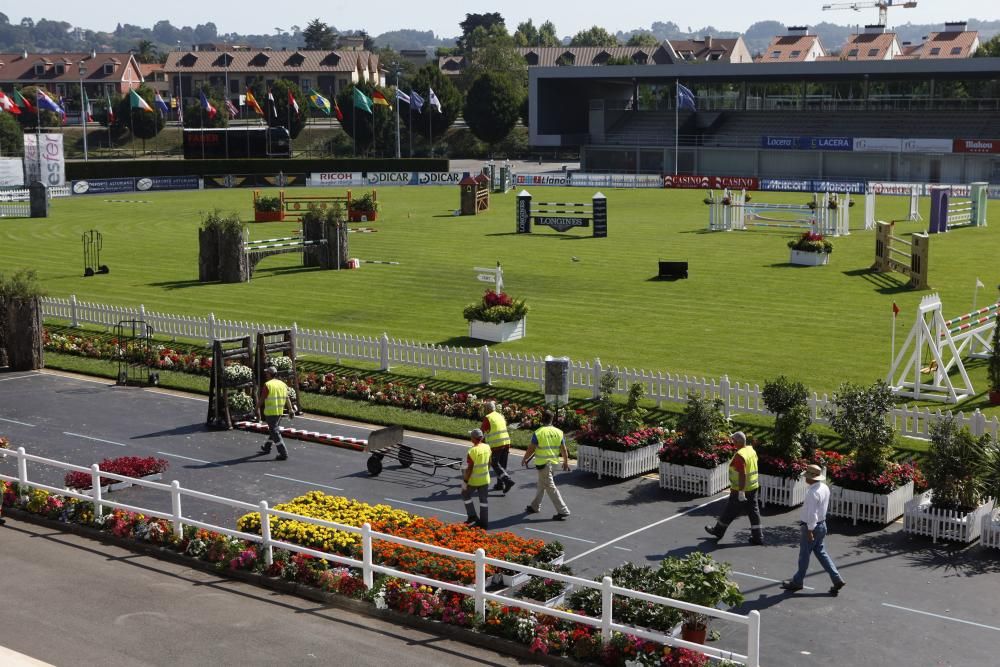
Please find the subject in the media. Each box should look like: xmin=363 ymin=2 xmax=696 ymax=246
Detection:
xmin=79 ymin=62 xmax=89 ymax=161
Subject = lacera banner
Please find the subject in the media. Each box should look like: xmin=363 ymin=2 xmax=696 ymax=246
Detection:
xmin=0 ymin=158 xmax=24 ymax=186
xmin=760 ymin=136 xmax=852 ymax=151
xmin=23 ymin=134 xmax=65 ymax=186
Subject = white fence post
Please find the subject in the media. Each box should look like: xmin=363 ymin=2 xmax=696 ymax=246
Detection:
xmin=16 ymin=447 xmax=28 ymax=488
xmin=720 ymin=375 xmax=731 ymax=419
xmin=140 ymin=304 xmax=146 ymax=322
xmin=90 ymin=463 xmax=104 ymax=520
xmin=70 ymin=294 xmax=79 ymax=328
xmin=592 ymin=358 xmax=603 ymax=399
xmin=972 ymin=409 xmax=986 ymax=437
xmin=474 ymin=548 xmax=487 ymax=619
xmin=380 ymin=333 xmax=390 ymax=371
xmin=747 ymin=610 xmax=761 ymax=667
xmin=258 ymin=500 xmax=273 ymax=565
xmin=362 ymin=522 xmax=374 ymax=589
xmin=600 ymin=576 xmax=613 ymax=645
xmin=480 ymin=347 xmax=491 ymax=385
xmin=208 ymin=312 xmax=216 ymax=342
xmin=170 ymin=481 xmax=184 ymax=538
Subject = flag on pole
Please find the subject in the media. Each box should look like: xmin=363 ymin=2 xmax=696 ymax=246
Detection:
xmin=409 ymin=90 xmax=424 ymax=112
xmin=246 ymin=89 xmax=264 ymax=116
xmin=892 ymin=302 xmax=900 ymax=317
xmin=106 ymin=95 xmax=116 ymax=122
xmin=372 ymin=90 xmax=391 ymax=108
xmin=307 ymin=88 xmax=331 ymax=115
xmin=14 ymin=89 xmax=35 ymax=113
xmin=428 ymin=87 xmax=441 ymax=113
xmin=0 ymin=90 xmax=21 ymax=114
xmin=395 ymin=89 xmax=410 ymax=105
xmin=226 ymin=99 xmax=240 ymax=118
xmin=353 ymin=87 xmax=373 ymax=114
xmin=83 ymin=93 xmax=94 ymax=122
xmin=153 ymin=92 xmax=170 ymax=115
xmin=267 ymin=89 xmax=278 ymax=118
xmin=58 ymin=96 xmax=69 ymax=122
xmin=129 ymin=89 xmax=153 ymax=113
xmin=976 ymin=278 xmax=985 ymax=289
xmin=677 ymin=83 xmax=697 ymax=111
xmin=199 ymin=91 xmax=217 ymax=119
xmin=37 ymin=89 xmax=66 ymax=116
xmin=177 ymin=100 xmax=183 ymax=124
xmin=288 ymin=90 xmax=300 ymax=116
xmin=333 ymin=97 xmax=344 ymax=121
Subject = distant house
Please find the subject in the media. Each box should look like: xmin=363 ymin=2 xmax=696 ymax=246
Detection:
xmin=756 ymin=26 xmax=826 ymax=63
xmin=439 ymin=44 xmax=677 ymax=75
xmin=0 ymin=51 xmax=143 ymax=103
xmin=902 ymin=21 xmax=980 ymax=59
xmin=399 ymin=49 xmax=429 ymax=67
xmin=836 ymin=25 xmax=902 ymax=61
xmin=667 ymin=36 xmax=753 ymax=64
xmin=139 ymin=63 xmax=170 ymax=99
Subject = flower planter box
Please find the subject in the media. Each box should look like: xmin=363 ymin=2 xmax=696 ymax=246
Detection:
xmin=518 ymin=591 xmax=567 ymax=609
xmin=981 ymin=510 xmax=1000 ymax=550
xmin=348 ymin=210 xmax=378 ymax=222
xmin=828 ymin=480 xmax=913 ymax=525
xmin=578 ymin=443 xmax=661 ymax=480
xmin=903 ymin=492 xmax=995 ymax=544
xmin=658 ymin=461 xmax=729 ymax=496
xmin=468 ymin=318 xmax=526 ymax=343
xmin=789 ymin=250 xmax=830 ymax=266
xmin=69 ymin=472 xmax=164 ymax=495
xmin=253 ymin=210 xmax=285 ymax=222
xmin=758 ymin=473 xmax=809 ymax=508
xmin=498 ymin=553 xmax=564 ymax=587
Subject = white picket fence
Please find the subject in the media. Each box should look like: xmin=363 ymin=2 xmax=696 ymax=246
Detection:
xmin=40 ymin=296 xmax=1000 ymax=442
xmin=0 ymin=446 xmax=761 ymax=666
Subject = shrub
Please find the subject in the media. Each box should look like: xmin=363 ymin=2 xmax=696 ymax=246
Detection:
xmin=989 ymin=315 xmax=1000 ymax=393
xmin=0 ymin=268 xmax=46 ymax=300
xmin=350 ymin=192 xmax=377 ymax=212
xmin=200 ymin=209 xmax=243 ymax=235
xmin=254 ymin=195 xmax=282 ymax=212
xmin=925 ymin=416 xmax=992 ymax=511
xmin=824 ymin=380 xmax=896 ymax=476
xmin=675 ymin=394 xmax=729 ymax=453
xmin=761 ymin=376 xmax=811 ymax=462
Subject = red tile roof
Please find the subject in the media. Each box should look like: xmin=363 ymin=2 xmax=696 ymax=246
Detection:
xmin=0 ymin=52 xmax=141 ymax=85
xmin=907 ymin=30 xmax=979 ymax=58
xmin=163 ymin=49 xmax=379 ymax=74
xmin=756 ymin=35 xmax=823 ymax=62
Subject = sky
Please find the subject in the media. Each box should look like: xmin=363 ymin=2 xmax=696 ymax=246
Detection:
xmin=17 ymin=2 xmax=997 ymax=38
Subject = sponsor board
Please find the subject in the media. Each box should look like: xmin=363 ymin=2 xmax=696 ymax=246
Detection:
xmin=761 ymin=136 xmax=852 ymax=151
xmin=0 ymin=158 xmax=24 ymax=186
xmin=663 ymin=175 xmax=760 ymax=190
xmin=413 ymin=171 xmax=463 ymax=185
xmin=203 ymin=174 xmax=306 ymax=188
xmin=310 ymin=172 xmax=366 ymax=187
xmin=759 ymin=179 xmax=811 ymax=192
xmin=534 ymin=216 xmax=590 ymax=232
xmin=515 ymin=174 xmax=570 ymax=186
xmin=662 ymin=174 xmax=710 ymax=189
xmin=868 ymin=181 xmax=926 ymax=196
xmin=72 ymin=178 xmax=135 ymax=195
xmin=568 ymin=173 xmax=663 ymax=188
xmin=140 ymin=176 xmax=202 ymax=191
xmin=901 ymin=138 xmax=953 ymax=153
xmin=761 ymin=136 xmax=799 ymax=149
xmin=812 ymin=180 xmax=866 ymax=194
xmin=24 ymin=134 xmax=65 ymax=186
xmin=853 ymin=137 xmax=902 ymax=153
xmin=953 ymin=139 xmax=1000 ymax=154
xmin=366 ymin=171 xmax=415 ymax=185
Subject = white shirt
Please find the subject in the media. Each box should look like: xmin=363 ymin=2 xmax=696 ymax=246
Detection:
xmin=800 ymin=481 xmax=830 ymax=530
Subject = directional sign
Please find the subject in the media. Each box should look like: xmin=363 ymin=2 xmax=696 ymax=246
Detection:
xmin=472 ymin=263 xmax=504 ymax=294
xmin=477 ymin=274 xmax=497 ymax=283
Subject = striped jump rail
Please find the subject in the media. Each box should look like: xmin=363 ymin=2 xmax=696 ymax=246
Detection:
xmin=235 ymin=420 xmax=367 ymax=452
xmin=244 ymin=239 xmax=326 ymax=254
xmin=943 ymin=302 xmax=1000 ymax=329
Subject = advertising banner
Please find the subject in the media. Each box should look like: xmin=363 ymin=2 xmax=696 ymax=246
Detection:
xmin=515 ymin=174 xmax=570 ymax=186
xmin=410 ymin=171 xmax=464 ymax=185
xmin=309 ymin=172 xmax=366 ymax=187
xmin=868 ymin=181 xmax=926 ymax=196
xmin=568 ymin=173 xmax=663 ymax=188
xmin=853 ymin=137 xmax=902 ymax=153
xmin=661 ymin=175 xmax=760 ymax=190
xmin=662 ymin=174 xmax=711 ymax=189
xmin=140 ymin=176 xmax=202 ymax=191
xmin=23 ymin=134 xmax=65 ymax=186
xmin=953 ymin=139 xmax=1000 ymax=154
xmin=812 ymin=180 xmax=866 ymax=194
xmin=761 ymin=136 xmax=852 ymax=151
xmin=0 ymin=158 xmax=24 ymax=186
xmin=901 ymin=138 xmax=953 ymax=153
xmin=203 ymin=174 xmax=306 ymax=188
xmin=71 ymin=178 xmax=135 ymax=195
xmin=759 ymin=178 xmax=812 ymax=192
xmin=761 ymin=136 xmax=800 ymax=150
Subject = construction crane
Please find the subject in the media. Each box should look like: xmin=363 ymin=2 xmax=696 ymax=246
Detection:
xmin=821 ymin=1 xmax=918 ymax=26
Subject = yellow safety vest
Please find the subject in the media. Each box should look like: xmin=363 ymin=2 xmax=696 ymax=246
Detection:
xmin=263 ymin=378 xmax=288 ymax=417
xmin=485 ymin=411 xmax=510 ymax=449
xmin=533 ymin=425 xmax=564 ymax=466
xmin=729 ymin=445 xmax=759 ymax=492
xmin=468 ymin=443 xmax=492 ymax=487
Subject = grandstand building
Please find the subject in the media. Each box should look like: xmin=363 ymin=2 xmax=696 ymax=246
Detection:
xmin=529 ymin=56 xmax=1000 ymax=183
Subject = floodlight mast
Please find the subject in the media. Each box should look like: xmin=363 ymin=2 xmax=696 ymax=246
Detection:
xmin=821 ymin=1 xmax=918 ymax=27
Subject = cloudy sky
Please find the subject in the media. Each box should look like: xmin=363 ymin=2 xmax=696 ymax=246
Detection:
xmin=17 ymin=2 xmax=995 ymax=37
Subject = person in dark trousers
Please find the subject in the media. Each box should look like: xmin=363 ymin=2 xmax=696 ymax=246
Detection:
xmin=462 ymin=428 xmax=492 ymax=529
xmin=705 ymin=431 xmax=764 ymax=545
xmin=258 ymin=366 xmax=294 ymax=461
xmin=781 ymin=464 xmax=847 ymax=595
xmin=482 ymin=400 xmax=515 ymax=494
xmin=523 ymin=410 xmax=571 ymax=520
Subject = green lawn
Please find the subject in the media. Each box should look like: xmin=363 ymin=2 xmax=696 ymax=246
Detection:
xmin=3 ymin=185 xmax=998 ymax=413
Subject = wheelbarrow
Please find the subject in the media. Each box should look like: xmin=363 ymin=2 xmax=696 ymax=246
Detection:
xmin=364 ymin=425 xmax=463 ymax=477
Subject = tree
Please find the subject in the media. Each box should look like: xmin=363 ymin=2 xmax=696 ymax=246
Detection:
xmin=15 ymin=86 xmax=62 ymax=131
xmin=404 ymin=65 xmax=461 ymax=146
xmin=335 ymin=83 xmax=395 ymax=155
xmin=264 ymin=79 xmax=306 ymax=138
xmin=117 ymin=87 xmax=166 ymax=139
xmin=570 ymin=26 xmax=618 ymax=47
xmin=303 ymin=19 xmax=336 ymax=50
xmin=626 ymin=32 xmax=660 ymax=47
xmin=463 ymin=71 xmax=524 ymax=146
xmin=181 ymin=87 xmax=227 ymax=130
xmin=512 ymin=19 xmax=560 ymax=47
xmin=974 ymin=33 xmax=1000 ymax=57
xmin=0 ymin=112 xmax=23 ymax=156
xmin=457 ymin=12 xmax=505 ymax=52
xmin=135 ymin=39 xmax=158 ymax=64
xmin=463 ymin=28 xmax=526 ymax=90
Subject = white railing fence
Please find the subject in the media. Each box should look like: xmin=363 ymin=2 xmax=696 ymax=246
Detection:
xmin=0 ymin=446 xmax=760 ymax=666
xmin=41 ymin=296 xmax=1000 ymax=442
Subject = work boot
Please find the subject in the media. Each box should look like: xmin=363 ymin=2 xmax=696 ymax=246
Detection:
xmin=259 ymin=443 xmax=272 ymax=455
xmin=704 ymin=525 xmax=722 ymax=540
xmin=275 ymin=444 xmax=288 ymax=461
xmin=502 ymin=478 xmax=515 ymax=494
xmin=465 ymin=516 xmax=480 ymax=526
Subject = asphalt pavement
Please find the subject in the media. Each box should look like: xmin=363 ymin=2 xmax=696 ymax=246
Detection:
xmin=2 ymin=369 xmax=999 ymax=666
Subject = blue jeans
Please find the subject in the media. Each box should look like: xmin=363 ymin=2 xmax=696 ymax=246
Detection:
xmin=792 ymin=522 xmax=843 ymax=586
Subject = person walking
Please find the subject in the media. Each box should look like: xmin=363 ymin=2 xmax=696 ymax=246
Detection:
xmin=704 ymin=431 xmax=764 ymax=545
xmin=462 ymin=428 xmax=492 ymax=529
xmin=781 ymin=464 xmax=847 ymax=595
xmin=482 ymin=401 xmax=515 ymax=494
xmin=258 ymin=366 xmax=294 ymax=461
xmin=523 ymin=411 xmax=570 ymax=520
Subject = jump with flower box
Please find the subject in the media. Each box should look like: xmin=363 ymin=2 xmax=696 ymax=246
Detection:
xmin=706 ymin=189 xmax=851 ymax=236
xmin=515 ymin=190 xmax=607 ymax=237
xmin=252 ymin=189 xmax=379 ymax=222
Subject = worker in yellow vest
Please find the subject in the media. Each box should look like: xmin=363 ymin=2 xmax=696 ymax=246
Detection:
xmin=258 ymin=366 xmax=294 ymax=461
xmin=482 ymin=401 xmax=515 ymax=494
xmin=705 ymin=432 xmax=764 ymax=545
xmin=462 ymin=428 xmax=492 ymax=529
xmin=523 ymin=410 xmax=571 ymax=520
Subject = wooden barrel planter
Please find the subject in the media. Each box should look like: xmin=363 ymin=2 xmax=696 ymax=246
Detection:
xmin=4 ymin=296 xmax=44 ymax=370
xmin=198 ymin=228 xmax=220 ymax=282
xmin=218 ymin=228 xmax=248 ymax=283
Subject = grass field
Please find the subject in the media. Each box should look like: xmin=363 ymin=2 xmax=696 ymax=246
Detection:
xmin=2 ymin=184 xmax=998 ymax=412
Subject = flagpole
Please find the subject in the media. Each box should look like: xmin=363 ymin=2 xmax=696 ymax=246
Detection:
xmin=352 ymin=104 xmax=356 ymax=156
xmin=428 ymin=104 xmax=432 ymax=157
xmin=674 ymin=78 xmax=679 ymax=176
xmin=35 ymin=99 xmax=41 ymax=181
xmin=891 ymin=307 xmax=897 ymax=373
xmin=408 ymin=105 xmax=412 ymax=157
xmin=200 ymin=105 xmax=205 ymax=160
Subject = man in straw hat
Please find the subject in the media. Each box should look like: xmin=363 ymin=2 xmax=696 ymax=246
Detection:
xmin=705 ymin=432 xmax=764 ymax=545
xmin=781 ymin=464 xmax=847 ymax=595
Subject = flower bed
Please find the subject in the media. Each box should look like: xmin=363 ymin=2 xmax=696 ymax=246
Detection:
xmin=658 ymin=461 xmax=730 ymax=496
xmin=497 ymin=541 xmax=565 ymax=587
xmin=64 ymin=456 xmax=169 ymax=491
xmin=814 ymin=449 xmax=922 ymax=524
xmin=903 ymin=492 xmax=995 ymax=544
xmin=514 ymin=564 xmax=572 ymax=607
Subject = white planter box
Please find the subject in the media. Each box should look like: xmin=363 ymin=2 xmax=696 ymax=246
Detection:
xmin=468 ymin=317 xmax=525 ymax=343
xmin=518 ymin=590 xmax=567 ymax=609
xmin=903 ymin=491 xmax=995 ymax=544
xmin=981 ymin=510 xmax=1000 ymax=550
xmin=68 ymin=472 xmax=163 ymax=495
xmin=789 ymin=250 xmax=830 ymax=266
xmin=828 ymin=480 xmax=913 ymax=525
xmin=498 ymin=553 xmax=563 ymax=587
xmin=758 ymin=473 xmax=809 ymax=508
xmin=658 ymin=461 xmax=730 ymax=496
xmin=578 ymin=443 xmax=661 ymax=480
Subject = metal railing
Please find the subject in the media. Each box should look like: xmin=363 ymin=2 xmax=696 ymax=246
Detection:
xmin=0 ymin=446 xmax=761 ymax=665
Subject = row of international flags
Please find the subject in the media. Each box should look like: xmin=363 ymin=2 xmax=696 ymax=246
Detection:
xmin=0 ymin=85 xmax=444 ymax=124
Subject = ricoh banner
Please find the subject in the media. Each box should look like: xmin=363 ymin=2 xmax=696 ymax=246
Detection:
xmin=309 ymin=172 xmax=366 ymax=187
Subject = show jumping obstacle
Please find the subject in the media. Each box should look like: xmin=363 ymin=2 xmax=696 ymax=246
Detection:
xmin=928 ymin=182 xmax=988 ymax=234
xmin=871 ymin=221 xmax=930 ymax=290
xmin=864 ymin=185 xmax=921 ymax=230
xmin=708 ymin=189 xmax=850 ymax=236
xmin=516 ymin=190 xmax=608 ymax=237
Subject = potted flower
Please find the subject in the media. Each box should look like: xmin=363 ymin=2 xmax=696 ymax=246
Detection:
xmin=822 ymin=380 xmax=916 ymax=524
xmin=223 ymin=363 xmax=254 ymax=387
xmin=348 ymin=191 xmax=378 ymax=222
xmin=655 ymin=552 xmax=744 ymax=644
xmin=757 ymin=376 xmax=814 ymax=506
xmin=515 ymin=563 xmax=572 ymax=607
xmin=228 ymin=390 xmax=256 ymax=419
xmin=463 ymin=289 xmax=528 ymax=343
xmin=253 ymin=193 xmax=284 ymax=222
xmin=658 ymin=395 xmax=735 ymax=495
xmin=988 ymin=316 xmax=1000 ymax=405
xmin=576 ymin=374 xmax=667 ymax=479
xmin=567 ymin=562 xmax=683 ymax=634
xmin=787 ymin=231 xmax=833 ymax=266
xmin=904 ymin=416 xmax=995 ymax=543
